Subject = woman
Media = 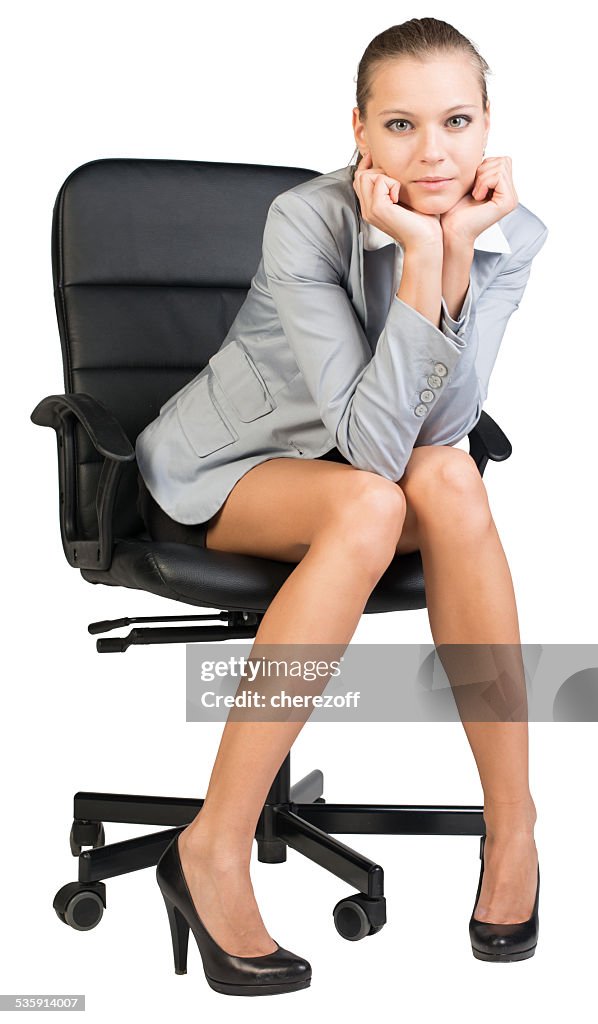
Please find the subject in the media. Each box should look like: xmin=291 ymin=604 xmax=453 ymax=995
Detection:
xmin=141 ymin=17 xmax=548 ymax=995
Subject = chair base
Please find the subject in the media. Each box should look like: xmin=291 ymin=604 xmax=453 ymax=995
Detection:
xmin=53 ymin=752 xmax=484 ymax=940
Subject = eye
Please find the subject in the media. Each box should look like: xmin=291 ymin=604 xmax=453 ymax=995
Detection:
xmin=386 ymin=119 xmax=411 ymax=133
xmin=385 ymin=114 xmax=473 ymax=132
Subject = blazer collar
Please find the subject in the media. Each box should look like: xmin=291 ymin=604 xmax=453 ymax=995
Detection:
xmin=361 ymin=215 xmax=512 ymax=254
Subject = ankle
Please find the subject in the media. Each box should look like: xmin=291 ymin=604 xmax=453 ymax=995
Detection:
xmin=179 ymin=823 xmax=253 ymax=870
xmin=483 ymin=796 xmax=537 ymax=837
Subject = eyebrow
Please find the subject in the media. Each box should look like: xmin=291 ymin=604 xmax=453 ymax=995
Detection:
xmin=378 ymin=103 xmax=479 ymax=117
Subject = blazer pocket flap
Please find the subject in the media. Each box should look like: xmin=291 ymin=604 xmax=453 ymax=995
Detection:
xmin=176 ymin=372 xmax=238 ymax=458
xmin=209 ymin=339 xmax=276 ymax=422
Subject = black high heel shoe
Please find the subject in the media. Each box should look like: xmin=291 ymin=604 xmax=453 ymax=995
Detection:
xmin=156 ymin=832 xmax=312 ymax=996
xmin=469 ymin=834 xmax=540 ymax=962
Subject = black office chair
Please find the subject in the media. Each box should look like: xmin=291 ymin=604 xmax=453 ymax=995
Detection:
xmin=31 ymin=158 xmax=512 ymax=943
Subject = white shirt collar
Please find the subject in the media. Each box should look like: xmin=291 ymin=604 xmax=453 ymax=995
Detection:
xmin=361 ymin=217 xmax=512 ymax=254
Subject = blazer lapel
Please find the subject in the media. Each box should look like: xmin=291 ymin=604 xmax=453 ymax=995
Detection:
xmin=346 ymin=225 xmax=368 ymax=334
xmin=344 ymin=164 xmax=368 ymax=333
xmin=358 ymin=227 xmax=367 ymax=332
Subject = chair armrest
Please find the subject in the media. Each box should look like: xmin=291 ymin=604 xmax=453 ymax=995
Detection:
xmin=467 ymin=409 xmax=512 ymax=477
xmin=30 ymin=393 xmax=135 ymax=570
xmin=30 ymin=393 xmax=134 ymax=459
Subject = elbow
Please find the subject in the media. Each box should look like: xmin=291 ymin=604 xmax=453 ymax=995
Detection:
xmin=334 ymin=424 xmax=410 ymax=482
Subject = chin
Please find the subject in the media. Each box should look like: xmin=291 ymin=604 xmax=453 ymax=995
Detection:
xmin=406 ymin=197 xmax=455 ymax=216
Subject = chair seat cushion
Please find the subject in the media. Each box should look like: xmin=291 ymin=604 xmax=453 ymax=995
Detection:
xmin=80 ymin=538 xmax=426 ymax=614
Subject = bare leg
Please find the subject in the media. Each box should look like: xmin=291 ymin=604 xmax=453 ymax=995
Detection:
xmin=178 ymin=485 xmax=405 ymax=956
xmin=406 ymin=448 xmax=538 ymax=924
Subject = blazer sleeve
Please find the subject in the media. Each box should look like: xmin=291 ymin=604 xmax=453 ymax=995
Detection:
xmin=440 ymin=283 xmax=473 ymax=336
xmin=414 ymin=223 xmax=549 ymax=449
xmin=262 ymin=191 xmax=485 ymax=482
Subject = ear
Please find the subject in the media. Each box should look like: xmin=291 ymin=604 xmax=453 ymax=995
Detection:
xmin=483 ymin=100 xmax=491 ymax=141
xmin=352 ymin=106 xmax=366 ymax=151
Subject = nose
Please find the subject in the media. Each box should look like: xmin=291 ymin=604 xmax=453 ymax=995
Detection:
xmin=416 ymin=129 xmax=447 ymax=165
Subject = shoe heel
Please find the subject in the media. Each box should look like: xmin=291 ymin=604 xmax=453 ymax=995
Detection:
xmin=161 ymin=892 xmax=190 ymax=975
xmin=156 ymin=833 xmax=311 ymax=995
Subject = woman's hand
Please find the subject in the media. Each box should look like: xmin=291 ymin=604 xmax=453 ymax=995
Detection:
xmin=353 ymin=151 xmax=443 ymax=251
xmin=440 ymin=156 xmax=519 ymax=245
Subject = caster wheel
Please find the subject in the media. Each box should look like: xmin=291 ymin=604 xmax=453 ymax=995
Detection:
xmin=333 ymin=893 xmax=386 ymax=941
xmin=70 ymin=820 xmax=105 ymax=857
xmin=53 ymin=882 xmax=106 ymax=931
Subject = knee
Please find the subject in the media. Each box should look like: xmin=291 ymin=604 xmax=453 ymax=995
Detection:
xmin=404 ymin=447 xmax=491 ymax=531
xmin=333 ymin=474 xmax=406 ymax=571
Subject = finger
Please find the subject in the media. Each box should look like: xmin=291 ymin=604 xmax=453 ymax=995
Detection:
xmin=474 ymin=169 xmax=513 ymax=204
xmin=472 ymin=167 xmax=504 ymax=199
xmin=472 ymin=177 xmax=491 ymax=200
xmin=355 ymin=151 xmax=372 ymax=176
xmin=358 ymin=172 xmax=380 ymax=214
xmin=474 ymin=157 xmax=511 ymax=186
xmin=375 ymin=174 xmax=400 ymax=204
xmin=358 ymin=152 xmax=393 ymax=179
xmin=473 ymin=178 xmax=496 ymax=201
xmin=353 ymin=153 xmax=372 ymax=193
xmin=472 ymin=158 xmax=504 ymax=189
xmin=367 ymin=174 xmax=401 ymax=209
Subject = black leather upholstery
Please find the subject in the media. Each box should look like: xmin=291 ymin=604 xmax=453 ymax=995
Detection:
xmin=81 ymin=539 xmax=428 ymax=613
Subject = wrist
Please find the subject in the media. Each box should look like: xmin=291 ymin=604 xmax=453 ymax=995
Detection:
xmin=402 ymin=240 xmax=444 ymax=262
xmin=442 ymin=230 xmax=476 ymax=253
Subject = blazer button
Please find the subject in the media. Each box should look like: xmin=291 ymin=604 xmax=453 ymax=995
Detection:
xmin=420 ymin=389 xmax=434 ymax=403
xmin=414 ymin=403 xmax=428 ymax=417
xmin=433 ymin=362 xmax=448 ymax=377
xmin=427 ymin=374 xmax=442 ymax=388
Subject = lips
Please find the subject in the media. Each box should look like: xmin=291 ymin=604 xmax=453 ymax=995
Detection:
xmin=414 ymin=178 xmax=453 ymax=190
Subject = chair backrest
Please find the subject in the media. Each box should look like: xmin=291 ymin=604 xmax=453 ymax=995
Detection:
xmin=51 ymin=157 xmax=320 ymax=540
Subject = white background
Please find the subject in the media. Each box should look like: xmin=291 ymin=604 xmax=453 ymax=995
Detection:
xmin=3 ymin=0 xmax=597 ymax=1020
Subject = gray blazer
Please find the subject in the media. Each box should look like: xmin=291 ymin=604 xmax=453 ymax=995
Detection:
xmin=135 ymin=163 xmax=548 ymax=525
